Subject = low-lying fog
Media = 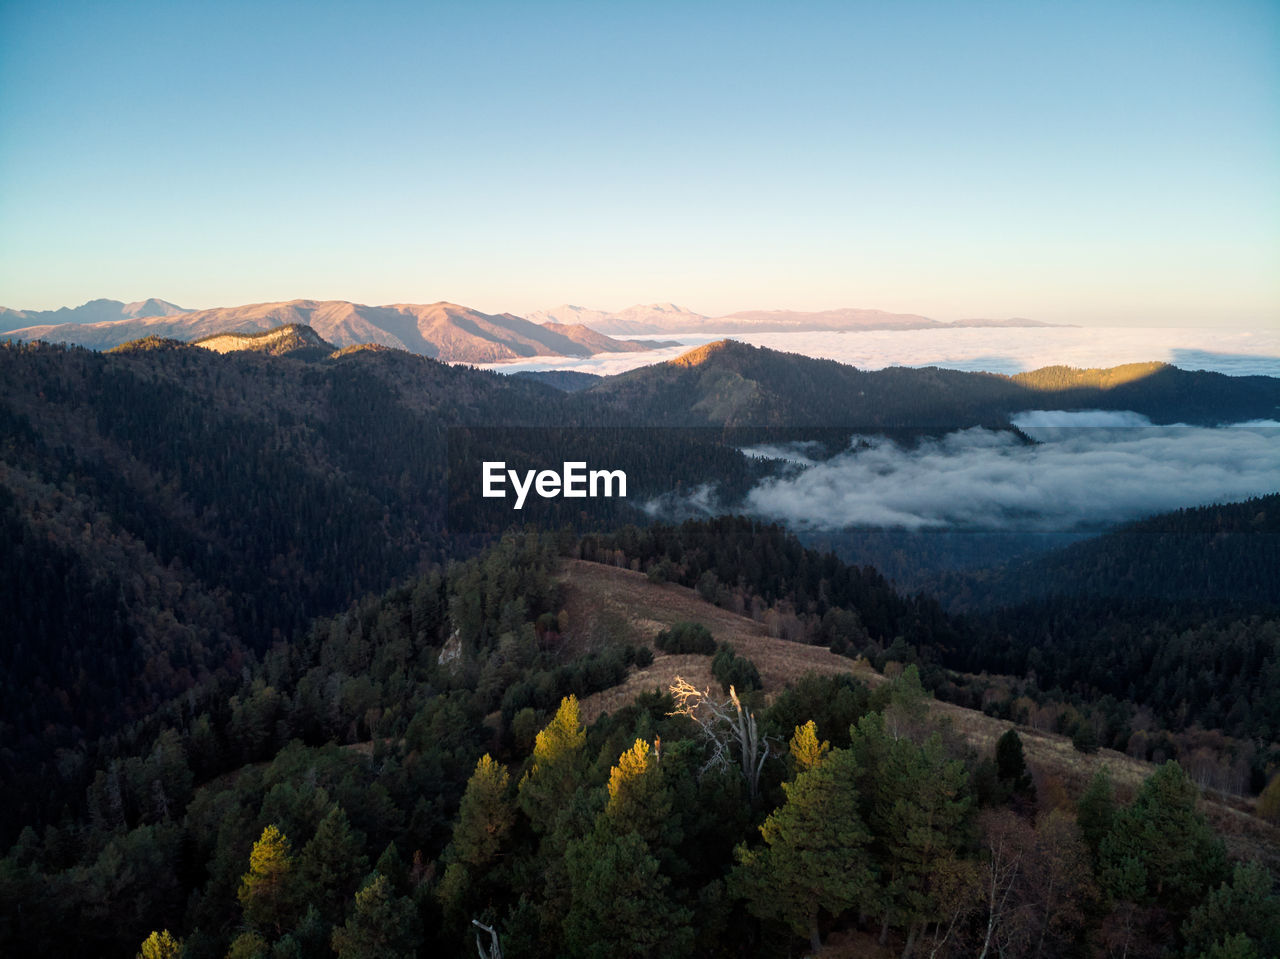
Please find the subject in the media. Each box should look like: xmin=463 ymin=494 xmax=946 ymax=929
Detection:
xmin=650 ymin=411 xmax=1280 ymax=535
xmin=474 ymin=326 xmax=1280 ymax=378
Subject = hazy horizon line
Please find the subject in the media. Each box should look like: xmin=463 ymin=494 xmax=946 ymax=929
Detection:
xmin=2 ymin=292 xmax=1275 ymax=331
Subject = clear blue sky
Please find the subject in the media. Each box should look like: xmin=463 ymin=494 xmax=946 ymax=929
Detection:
xmin=1 ymin=0 xmax=1276 ymax=325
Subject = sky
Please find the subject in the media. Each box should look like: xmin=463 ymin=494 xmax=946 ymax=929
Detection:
xmin=1 ymin=0 xmax=1277 ymax=326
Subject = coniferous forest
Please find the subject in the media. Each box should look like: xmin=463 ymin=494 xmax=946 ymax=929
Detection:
xmin=1 ymin=338 xmax=1277 ymax=958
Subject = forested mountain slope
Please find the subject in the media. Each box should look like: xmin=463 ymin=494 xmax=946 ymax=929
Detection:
xmin=3 ymin=337 xmax=1275 ymax=813
xmin=2 ymin=530 xmax=1274 ymax=959
xmin=0 ymin=343 xmax=583 ymax=816
xmin=940 ymin=494 xmax=1280 ymax=612
xmin=583 ymin=340 xmax=1280 ymax=427
xmin=3 ymin=338 xmax=1279 ymax=956
xmin=0 ymin=341 xmax=765 ymax=835
xmin=922 ymin=497 xmax=1280 ymax=758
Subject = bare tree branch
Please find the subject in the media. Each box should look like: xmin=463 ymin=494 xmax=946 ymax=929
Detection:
xmin=669 ymin=676 xmax=773 ymax=799
xmin=472 ymin=919 xmax=502 ymax=959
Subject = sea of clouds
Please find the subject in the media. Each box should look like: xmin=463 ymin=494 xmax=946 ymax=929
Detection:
xmin=473 ymin=326 xmax=1280 ymax=378
xmin=668 ymin=411 xmax=1280 ymax=533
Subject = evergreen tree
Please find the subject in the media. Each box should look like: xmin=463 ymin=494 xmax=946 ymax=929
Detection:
xmin=296 ymin=806 xmax=368 ymax=915
xmin=226 ymin=932 xmax=268 ymax=959
xmin=1256 ymin=774 xmax=1280 ymax=824
xmin=518 ymin=695 xmax=587 ymax=834
xmin=602 ymin=739 xmax=675 ymax=849
xmin=563 ymin=829 xmax=693 ymax=959
xmin=1100 ymin=761 xmax=1227 ymax=911
xmin=1181 ymin=861 xmax=1280 ymax=959
xmin=451 ymin=754 xmax=514 ymax=867
xmin=137 ymin=929 xmax=183 ymax=959
xmin=788 ymin=720 xmax=830 ymax=775
xmin=373 ymin=843 xmax=406 ymax=893
xmin=850 ymin=713 xmax=972 ymax=957
xmin=437 ymin=754 xmax=515 ymax=928
xmin=330 ymin=874 xmax=421 ymax=959
xmin=995 ymin=728 xmax=1035 ymax=807
xmin=731 ymin=747 xmax=874 ymax=953
xmin=1197 ymin=933 xmax=1260 ymax=959
xmin=1076 ymin=766 xmax=1116 ymax=868
xmin=1071 ymin=722 xmax=1100 ymax=755
xmin=238 ymin=825 xmax=299 ymax=938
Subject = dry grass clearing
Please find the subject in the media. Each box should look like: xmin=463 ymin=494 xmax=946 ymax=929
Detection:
xmin=558 ymin=559 xmax=1279 ymax=865
xmin=558 ymin=559 xmax=882 ymax=725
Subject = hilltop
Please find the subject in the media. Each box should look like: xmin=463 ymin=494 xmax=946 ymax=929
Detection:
xmin=192 ymin=323 xmax=336 ymax=357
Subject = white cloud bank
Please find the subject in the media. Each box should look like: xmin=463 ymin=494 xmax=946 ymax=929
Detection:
xmin=471 ymin=326 xmax=1280 ymax=378
xmin=735 ymin=420 xmax=1279 ymax=532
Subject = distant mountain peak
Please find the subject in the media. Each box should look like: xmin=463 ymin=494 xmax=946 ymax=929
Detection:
xmin=121 ymin=297 xmax=188 ymax=317
xmin=631 ymin=301 xmax=693 ymax=313
xmin=0 ymin=297 xmax=191 ymax=333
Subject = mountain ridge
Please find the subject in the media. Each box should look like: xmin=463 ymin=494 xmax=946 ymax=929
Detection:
xmin=3 ymin=299 xmax=670 ymax=363
xmin=0 ymin=297 xmax=188 ymax=333
xmin=582 ymin=338 xmax=1280 ymax=427
xmin=4 ymin=294 xmax=1073 ymax=342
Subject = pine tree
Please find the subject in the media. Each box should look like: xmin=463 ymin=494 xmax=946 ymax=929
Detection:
xmin=731 ymin=747 xmax=874 ymax=953
xmin=1075 ymin=766 xmax=1115 ymax=867
xmin=296 ymin=806 xmax=368 ymax=914
xmin=850 ymin=713 xmax=972 ymax=957
xmin=518 ymin=695 xmax=587 ymax=834
xmin=995 ymin=728 xmax=1035 ymax=807
xmin=563 ymin=829 xmax=693 ymax=959
xmin=225 ymin=931 xmax=268 ymax=959
xmin=452 ymin=754 xmax=514 ymax=867
xmin=330 ymin=873 xmax=421 ymax=959
xmin=789 ymin=720 xmax=830 ymax=775
xmin=1256 ymin=774 xmax=1280 ymax=823
xmin=1181 ymin=861 xmax=1280 ymax=959
xmin=437 ymin=753 xmax=516 ymax=927
xmin=238 ymin=825 xmax=299 ymax=937
xmin=1100 ymin=761 xmax=1227 ymax=910
xmin=137 ymin=929 xmax=183 ymax=959
xmin=1197 ymin=933 xmax=1261 ymax=959
xmin=373 ymin=842 xmax=406 ymax=893
xmin=602 ymin=739 xmax=675 ymax=849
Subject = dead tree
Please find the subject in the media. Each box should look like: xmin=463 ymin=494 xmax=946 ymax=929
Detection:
xmin=669 ymin=676 xmax=771 ymax=799
xmin=472 ymin=919 xmax=502 ymax=959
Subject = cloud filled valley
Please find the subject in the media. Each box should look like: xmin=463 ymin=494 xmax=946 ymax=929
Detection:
xmin=720 ymin=412 xmax=1280 ymax=533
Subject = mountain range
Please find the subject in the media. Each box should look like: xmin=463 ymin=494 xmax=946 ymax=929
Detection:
xmin=529 ymin=302 xmax=1067 ymax=334
xmin=2 ymin=296 xmax=1066 ymax=354
xmin=0 ymin=297 xmax=186 ymax=334
xmin=3 ymin=299 xmax=676 ymax=363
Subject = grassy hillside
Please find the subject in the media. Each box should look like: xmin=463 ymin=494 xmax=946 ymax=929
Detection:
xmin=557 ymin=559 xmax=1278 ymax=865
